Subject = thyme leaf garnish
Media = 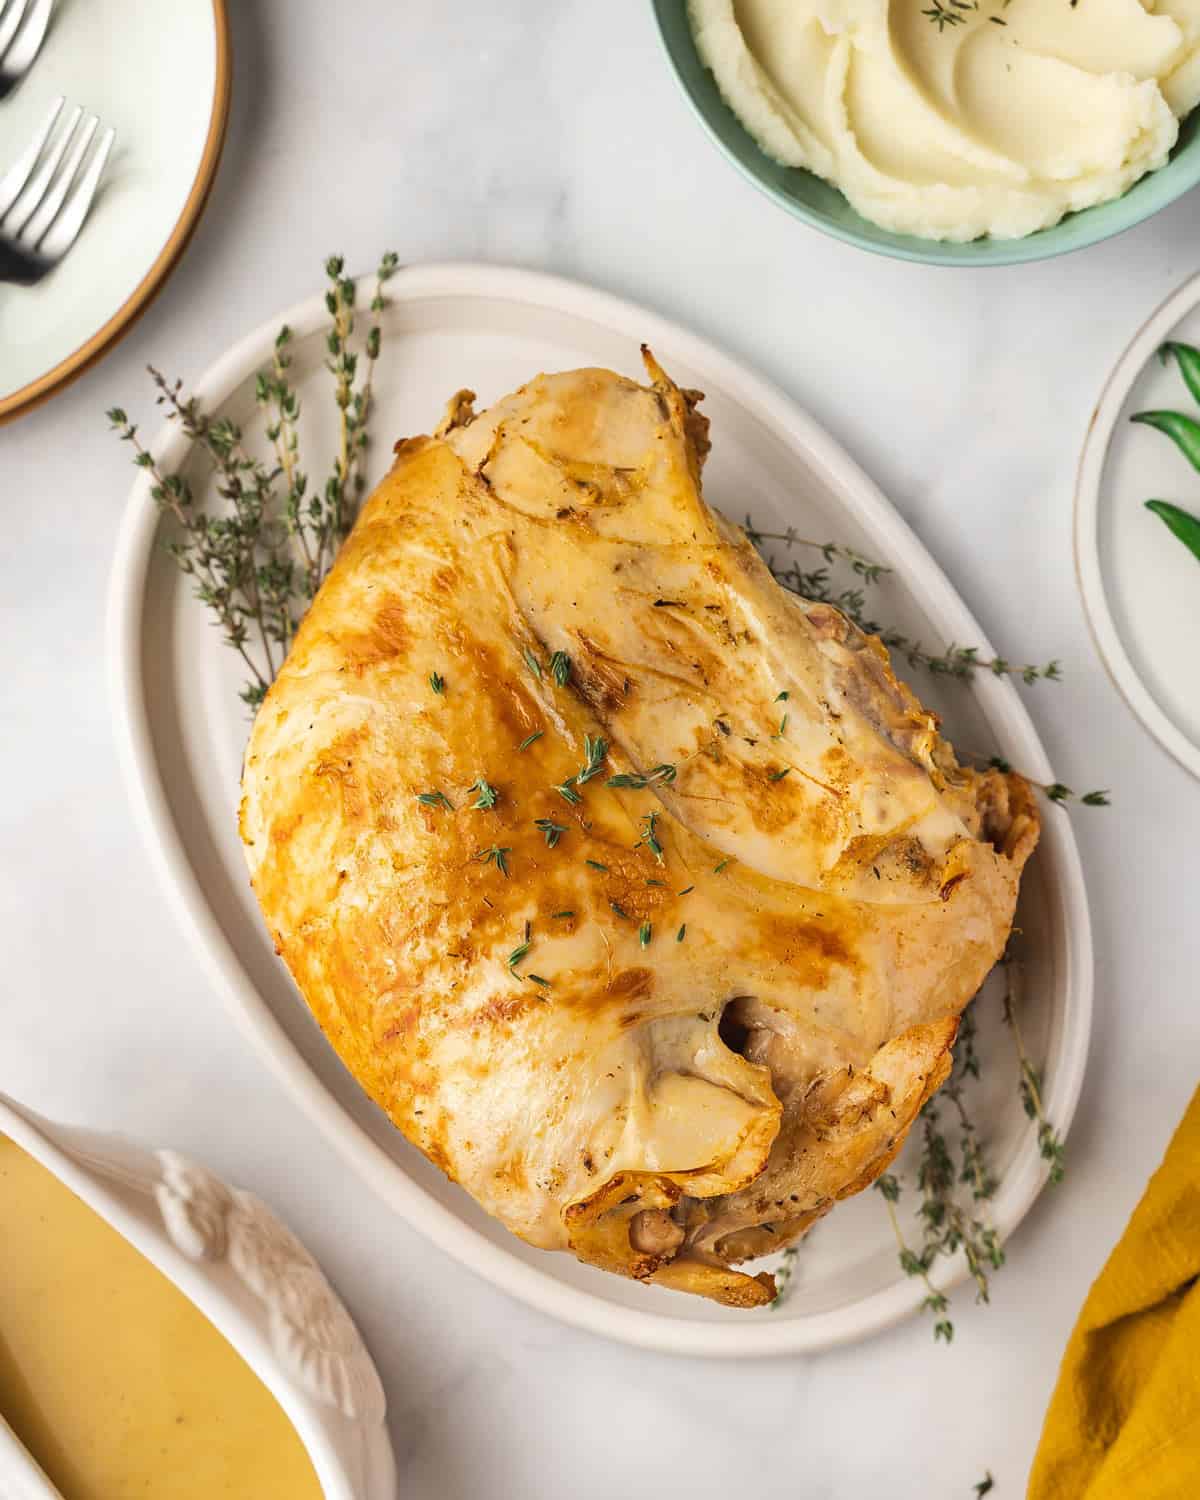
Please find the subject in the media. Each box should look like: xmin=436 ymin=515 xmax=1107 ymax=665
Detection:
xmin=535 ymin=818 xmax=567 ymax=848
xmin=522 ymin=646 xmax=542 ymax=681
xmin=468 ymin=776 xmax=500 ymax=810
xmin=639 ymin=921 xmax=652 ymax=948
xmin=517 ymin=730 xmax=544 ymax=752
xmin=555 ymin=781 xmax=582 ymax=805
xmin=429 ymin=672 xmax=445 ymax=695
xmin=575 ymin=735 xmax=609 ymax=785
xmin=586 ymin=859 xmax=610 ymax=872
xmin=476 ymin=845 xmax=511 ymax=876
xmin=605 ymin=763 xmax=677 ymax=789
xmin=550 ymin=650 xmax=572 ymax=687
xmin=637 ymin=811 xmax=664 ymax=863
xmin=417 ymin=790 xmax=454 ymax=811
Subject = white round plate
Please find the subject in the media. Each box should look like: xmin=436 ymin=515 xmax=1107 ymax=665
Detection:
xmin=109 ymin=263 xmax=1092 ymax=1357
xmin=0 ymin=0 xmax=229 ymax=422
xmin=1076 ymin=271 xmax=1200 ymax=782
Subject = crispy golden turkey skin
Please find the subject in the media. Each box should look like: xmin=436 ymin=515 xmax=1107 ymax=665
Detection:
xmin=240 ymin=351 xmax=1038 ymax=1308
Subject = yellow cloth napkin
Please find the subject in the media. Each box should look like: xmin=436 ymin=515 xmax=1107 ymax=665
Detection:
xmin=1028 ymin=1087 xmax=1200 ymax=1499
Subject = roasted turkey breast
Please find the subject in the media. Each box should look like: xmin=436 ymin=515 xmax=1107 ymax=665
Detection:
xmin=240 ymin=350 xmax=1038 ymax=1307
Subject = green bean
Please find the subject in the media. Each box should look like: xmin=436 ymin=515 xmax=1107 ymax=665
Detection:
xmin=1130 ymin=409 xmax=1200 ymax=472
xmin=1146 ymin=500 xmax=1200 ymax=565
xmin=1159 ymin=341 xmax=1200 ymax=406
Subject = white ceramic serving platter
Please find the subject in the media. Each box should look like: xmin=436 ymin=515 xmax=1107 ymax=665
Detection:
xmin=0 ymin=0 xmax=229 ymax=420
xmin=0 ymin=1092 xmax=396 ymax=1500
xmin=1076 ymin=271 xmax=1200 ymax=783
xmin=109 ymin=263 xmax=1092 ymax=1358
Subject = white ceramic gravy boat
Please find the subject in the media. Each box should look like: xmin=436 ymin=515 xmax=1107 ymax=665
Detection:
xmin=0 ymin=1093 xmax=397 ymax=1500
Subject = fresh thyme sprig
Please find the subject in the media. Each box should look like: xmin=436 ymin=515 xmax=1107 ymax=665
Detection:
xmin=108 ymin=251 xmax=400 ymax=710
xmin=747 ymin=518 xmax=1063 ymax=686
xmin=876 ymin=1174 xmax=954 ymax=1342
xmin=984 ymin=756 xmax=1109 ymax=808
xmin=915 ymin=1095 xmax=1005 ymax=1308
xmin=741 ymin=522 xmax=891 ymax=583
xmin=868 ymin=1001 xmax=1006 ymax=1340
xmin=575 ymin=735 xmax=609 ymax=785
xmin=818 ymin=966 xmax=1063 ymax=1336
xmin=1001 ymin=955 xmax=1066 ymax=1183
xmin=323 ymin=251 xmax=400 ymax=572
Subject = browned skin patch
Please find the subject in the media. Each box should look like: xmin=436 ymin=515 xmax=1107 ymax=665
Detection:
xmin=752 ymin=913 xmax=860 ymax=990
xmin=343 ymin=598 xmax=412 ymax=674
xmin=607 ymin=967 xmax=654 ymax=1002
xmin=573 ymin=633 xmax=632 ymax=715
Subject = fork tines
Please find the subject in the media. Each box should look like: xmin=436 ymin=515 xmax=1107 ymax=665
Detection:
xmin=0 ymin=96 xmax=114 ymax=266
xmin=0 ymin=0 xmax=53 ymax=96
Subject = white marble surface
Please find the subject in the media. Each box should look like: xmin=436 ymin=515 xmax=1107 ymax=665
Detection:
xmin=4 ymin=2 xmax=1200 ymax=1494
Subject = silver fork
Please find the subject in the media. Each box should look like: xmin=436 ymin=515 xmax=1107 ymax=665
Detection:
xmin=0 ymin=0 xmax=53 ymax=99
xmin=0 ymin=96 xmax=114 ymax=284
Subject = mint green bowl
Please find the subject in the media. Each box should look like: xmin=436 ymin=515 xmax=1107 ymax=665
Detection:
xmin=653 ymin=0 xmax=1200 ymax=267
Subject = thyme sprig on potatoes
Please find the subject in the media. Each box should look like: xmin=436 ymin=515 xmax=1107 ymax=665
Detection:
xmin=108 ymin=251 xmax=399 ymax=709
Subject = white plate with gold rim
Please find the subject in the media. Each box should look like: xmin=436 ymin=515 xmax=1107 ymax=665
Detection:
xmin=0 ymin=0 xmax=230 ymax=422
xmin=1076 ymin=270 xmax=1200 ymax=783
xmin=108 ymin=262 xmax=1092 ymax=1357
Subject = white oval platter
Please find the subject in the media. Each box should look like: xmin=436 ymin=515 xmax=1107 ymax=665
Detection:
xmin=1076 ymin=269 xmax=1200 ymax=783
xmin=109 ymin=262 xmax=1092 ymax=1357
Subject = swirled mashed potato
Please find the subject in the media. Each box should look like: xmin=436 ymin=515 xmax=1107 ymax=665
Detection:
xmin=689 ymin=0 xmax=1200 ymax=241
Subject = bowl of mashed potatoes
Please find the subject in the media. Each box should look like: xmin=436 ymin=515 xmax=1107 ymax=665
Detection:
xmin=656 ymin=0 xmax=1200 ymax=264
